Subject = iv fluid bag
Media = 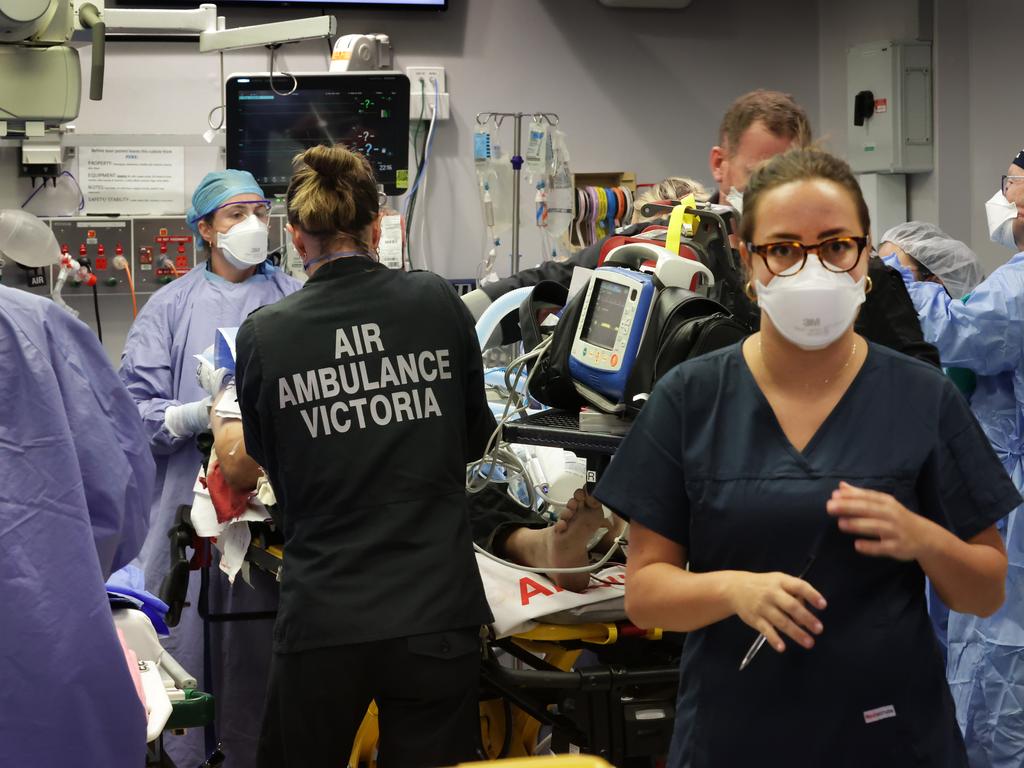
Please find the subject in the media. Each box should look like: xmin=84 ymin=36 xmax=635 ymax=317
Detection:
xmin=475 ymin=122 xmax=515 ymax=237
xmin=546 ymin=129 xmax=573 ymax=239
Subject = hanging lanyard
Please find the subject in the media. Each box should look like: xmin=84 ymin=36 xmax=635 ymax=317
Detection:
xmin=574 ymin=188 xmax=586 ymax=247
xmin=586 ymin=187 xmax=600 ymax=244
xmin=595 ymin=187 xmax=608 ymax=239
xmin=604 ymin=187 xmax=618 ymax=235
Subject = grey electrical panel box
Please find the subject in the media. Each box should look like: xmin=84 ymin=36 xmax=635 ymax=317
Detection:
xmin=847 ymin=41 xmax=933 ymax=173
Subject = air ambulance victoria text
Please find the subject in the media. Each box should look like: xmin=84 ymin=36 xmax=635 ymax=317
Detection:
xmin=277 ymin=323 xmax=452 ymax=438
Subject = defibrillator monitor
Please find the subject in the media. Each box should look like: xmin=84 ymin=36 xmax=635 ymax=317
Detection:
xmin=569 ymin=267 xmax=656 ymax=412
xmin=226 ymin=72 xmax=410 ymax=196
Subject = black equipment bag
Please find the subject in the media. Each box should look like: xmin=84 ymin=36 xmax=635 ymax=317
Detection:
xmin=519 ymin=279 xmax=748 ymax=414
xmin=622 ymin=288 xmax=748 ymax=416
xmin=518 ymin=280 xmax=587 ymax=411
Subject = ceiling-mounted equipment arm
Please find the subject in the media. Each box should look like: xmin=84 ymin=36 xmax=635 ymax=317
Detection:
xmin=76 ymin=2 xmax=103 ymax=100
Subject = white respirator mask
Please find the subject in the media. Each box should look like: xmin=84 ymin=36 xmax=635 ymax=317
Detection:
xmin=985 ymin=190 xmax=1019 ymax=251
xmin=755 ymin=255 xmax=866 ymax=350
xmin=216 ymin=213 xmax=269 ymax=269
xmin=726 ymin=186 xmax=744 ymax=215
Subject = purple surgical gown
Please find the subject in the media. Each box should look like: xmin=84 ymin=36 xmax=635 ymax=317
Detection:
xmin=0 ymin=284 xmax=155 ymax=766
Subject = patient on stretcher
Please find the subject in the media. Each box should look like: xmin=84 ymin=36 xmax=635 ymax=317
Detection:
xmin=208 ymin=386 xmax=624 ymax=594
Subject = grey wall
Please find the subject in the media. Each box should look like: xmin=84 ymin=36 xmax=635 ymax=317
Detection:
xmin=816 ymin=0 xmax=924 ymax=156
xmin=4 ymin=0 xmax=1021 ymax=357
xmin=1 ymin=0 xmax=821 ymax=283
xmin=908 ymin=0 xmax=969 ymax=249
xmin=963 ymin=0 xmax=1024 ymax=275
xmin=817 ymin=0 xmax=1021 ymax=277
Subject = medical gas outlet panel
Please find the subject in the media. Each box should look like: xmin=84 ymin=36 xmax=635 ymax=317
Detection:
xmin=4 ymin=216 xmax=286 ymax=297
xmin=50 ymin=219 xmax=135 ymax=295
xmin=132 ymin=218 xmax=198 ymax=289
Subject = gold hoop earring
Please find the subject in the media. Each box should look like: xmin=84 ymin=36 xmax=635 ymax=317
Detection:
xmin=865 ymin=275 xmax=873 ymax=294
xmin=744 ymin=281 xmax=757 ymax=301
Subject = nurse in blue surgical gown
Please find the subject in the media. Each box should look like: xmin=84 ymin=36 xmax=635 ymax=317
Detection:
xmin=896 ymin=254 xmax=1024 ymax=768
xmin=119 ymin=169 xmax=301 ymax=765
xmin=890 ymin=154 xmax=1024 ymax=766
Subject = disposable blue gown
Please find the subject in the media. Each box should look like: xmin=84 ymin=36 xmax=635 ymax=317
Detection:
xmin=904 ymin=253 xmax=1024 ymax=768
xmin=0 ymin=285 xmax=155 ymax=767
xmin=120 ymin=262 xmax=300 ymax=766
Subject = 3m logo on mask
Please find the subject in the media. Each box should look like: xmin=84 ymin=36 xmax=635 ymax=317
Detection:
xmin=276 ymin=323 xmax=452 ymax=438
xmin=218 ymin=215 xmax=269 ymax=269
xmin=755 ymin=258 xmax=867 ymax=350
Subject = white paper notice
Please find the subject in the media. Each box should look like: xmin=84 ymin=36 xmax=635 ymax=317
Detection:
xmin=80 ymin=147 xmax=185 ymax=215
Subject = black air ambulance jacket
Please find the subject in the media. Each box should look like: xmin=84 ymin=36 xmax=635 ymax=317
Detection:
xmin=236 ymin=257 xmax=495 ymax=652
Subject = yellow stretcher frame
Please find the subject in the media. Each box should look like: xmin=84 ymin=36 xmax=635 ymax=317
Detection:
xmin=461 ymin=757 xmax=613 ymax=768
xmin=346 ymin=621 xmax=666 ymax=766
xmin=241 ymin=540 xmax=673 ymax=766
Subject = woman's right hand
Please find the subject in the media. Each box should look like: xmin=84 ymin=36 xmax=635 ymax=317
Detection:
xmin=726 ymin=572 xmax=827 ymax=653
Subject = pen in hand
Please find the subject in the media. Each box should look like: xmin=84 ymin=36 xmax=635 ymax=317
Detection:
xmin=738 ymin=555 xmax=823 ymax=672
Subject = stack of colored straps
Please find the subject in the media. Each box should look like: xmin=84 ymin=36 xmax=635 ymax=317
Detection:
xmin=572 ymin=186 xmax=635 ymax=247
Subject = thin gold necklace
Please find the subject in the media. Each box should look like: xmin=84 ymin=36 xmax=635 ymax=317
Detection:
xmin=758 ymin=338 xmax=858 ymax=386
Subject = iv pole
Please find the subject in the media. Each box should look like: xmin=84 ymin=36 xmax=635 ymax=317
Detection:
xmin=475 ymin=111 xmax=560 ymax=275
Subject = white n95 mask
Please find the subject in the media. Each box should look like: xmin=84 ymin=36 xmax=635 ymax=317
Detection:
xmin=756 ymin=255 xmax=866 ymax=350
xmin=217 ymin=214 xmax=269 ymax=269
xmin=726 ymin=186 xmax=744 ymax=215
xmin=986 ymin=190 xmax=1019 ymax=251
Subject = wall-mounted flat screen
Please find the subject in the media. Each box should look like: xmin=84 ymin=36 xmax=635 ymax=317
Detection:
xmin=226 ymin=72 xmax=410 ymax=196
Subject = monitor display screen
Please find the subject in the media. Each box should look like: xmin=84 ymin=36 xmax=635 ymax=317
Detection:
xmin=581 ymin=279 xmax=630 ymax=350
xmin=226 ymin=73 xmax=410 ymax=197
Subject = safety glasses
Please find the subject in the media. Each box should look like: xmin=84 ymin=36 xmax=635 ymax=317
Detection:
xmin=1002 ymin=175 xmax=1024 ymax=195
xmin=206 ymin=199 xmax=273 ymax=222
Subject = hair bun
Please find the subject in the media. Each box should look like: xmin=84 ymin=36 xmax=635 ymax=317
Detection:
xmin=287 ymin=144 xmax=380 ymax=237
xmin=301 ymin=145 xmax=360 ymax=179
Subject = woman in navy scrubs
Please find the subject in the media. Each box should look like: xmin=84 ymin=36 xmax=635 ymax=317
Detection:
xmin=594 ymin=148 xmax=1019 ymax=767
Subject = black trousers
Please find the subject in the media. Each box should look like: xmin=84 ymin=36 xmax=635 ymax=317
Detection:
xmin=257 ymin=628 xmax=481 ymax=768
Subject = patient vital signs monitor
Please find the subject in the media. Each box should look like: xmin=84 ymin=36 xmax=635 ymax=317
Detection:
xmin=226 ymin=73 xmax=411 ymax=196
xmin=569 ymin=268 xmax=656 ymax=411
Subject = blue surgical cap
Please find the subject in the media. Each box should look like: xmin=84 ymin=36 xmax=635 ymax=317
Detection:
xmin=186 ymin=169 xmax=266 ymax=239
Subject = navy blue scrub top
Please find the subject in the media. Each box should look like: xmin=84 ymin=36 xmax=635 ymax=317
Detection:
xmin=595 ymin=341 xmax=1021 ymax=768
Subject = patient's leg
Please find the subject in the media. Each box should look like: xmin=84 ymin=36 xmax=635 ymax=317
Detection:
xmin=501 ymin=489 xmax=610 ymax=593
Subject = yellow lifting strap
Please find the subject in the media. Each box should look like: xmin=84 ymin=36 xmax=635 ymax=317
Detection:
xmin=665 ymin=192 xmax=698 ymax=255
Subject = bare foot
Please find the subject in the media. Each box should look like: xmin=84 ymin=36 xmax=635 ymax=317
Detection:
xmin=546 ymin=489 xmax=608 ymax=592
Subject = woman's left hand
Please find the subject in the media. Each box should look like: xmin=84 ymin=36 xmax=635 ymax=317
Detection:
xmin=826 ymin=481 xmax=933 ymax=562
